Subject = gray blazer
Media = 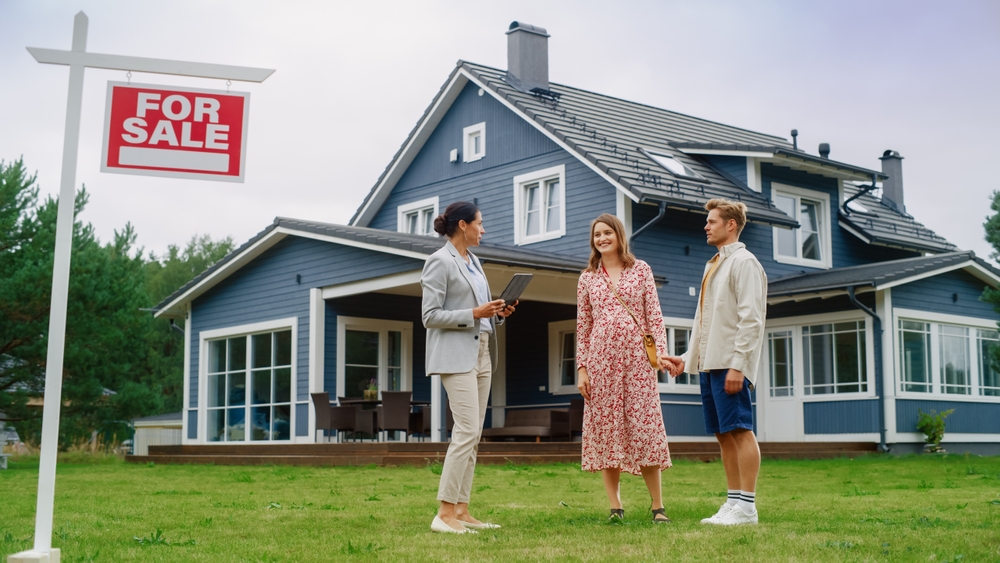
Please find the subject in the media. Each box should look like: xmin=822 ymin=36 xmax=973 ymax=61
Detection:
xmin=421 ymin=240 xmax=502 ymax=376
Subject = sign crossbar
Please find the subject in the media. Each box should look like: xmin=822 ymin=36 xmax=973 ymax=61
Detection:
xmin=27 ymin=47 xmax=275 ymax=82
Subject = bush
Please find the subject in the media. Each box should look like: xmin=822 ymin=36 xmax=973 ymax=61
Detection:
xmin=916 ymin=409 xmax=954 ymax=452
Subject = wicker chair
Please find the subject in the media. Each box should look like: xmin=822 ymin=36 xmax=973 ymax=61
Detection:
xmin=377 ymin=391 xmax=413 ymax=442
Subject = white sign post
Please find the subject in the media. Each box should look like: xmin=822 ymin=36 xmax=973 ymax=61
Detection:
xmin=10 ymin=12 xmax=273 ymax=563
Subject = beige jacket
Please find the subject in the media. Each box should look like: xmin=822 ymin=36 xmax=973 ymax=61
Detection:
xmin=680 ymin=242 xmax=767 ymax=385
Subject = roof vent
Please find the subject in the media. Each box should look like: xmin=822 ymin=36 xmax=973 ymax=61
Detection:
xmin=505 ymin=22 xmax=550 ymax=94
xmin=818 ymin=143 xmax=830 ymax=159
xmin=791 ymin=129 xmax=798 ymax=150
xmin=879 ymin=149 xmax=905 ymax=213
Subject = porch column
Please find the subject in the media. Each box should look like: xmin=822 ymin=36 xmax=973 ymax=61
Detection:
xmin=308 ymin=288 xmax=325 ymax=443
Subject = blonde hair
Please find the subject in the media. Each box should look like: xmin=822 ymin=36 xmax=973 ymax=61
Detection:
xmin=585 ymin=213 xmax=636 ymax=272
xmin=705 ymin=198 xmax=748 ymax=234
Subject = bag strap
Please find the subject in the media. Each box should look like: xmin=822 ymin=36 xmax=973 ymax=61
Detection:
xmin=602 ymin=267 xmax=647 ymax=334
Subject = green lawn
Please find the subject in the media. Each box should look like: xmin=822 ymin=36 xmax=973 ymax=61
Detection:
xmin=2 ymin=453 xmax=999 ymax=562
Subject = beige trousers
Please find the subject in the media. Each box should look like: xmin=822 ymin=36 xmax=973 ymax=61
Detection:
xmin=437 ymin=334 xmax=492 ymax=504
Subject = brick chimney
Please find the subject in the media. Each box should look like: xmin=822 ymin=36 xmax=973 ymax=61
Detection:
xmin=505 ymin=22 xmax=550 ymax=94
xmin=880 ymin=150 xmax=905 ymax=213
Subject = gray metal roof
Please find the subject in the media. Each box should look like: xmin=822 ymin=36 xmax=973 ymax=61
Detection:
xmin=768 ymin=251 xmax=998 ymax=297
xmin=153 ymin=218 xmax=592 ymax=314
xmin=839 ymin=184 xmax=957 ymax=254
xmin=132 ymin=411 xmax=183 ymax=424
xmin=669 ymin=142 xmax=888 ymax=180
xmin=458 ymin=62 xmax=799 ymax=228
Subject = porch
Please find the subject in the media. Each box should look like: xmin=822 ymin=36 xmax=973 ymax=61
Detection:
xmin=127 ymin=441 xmax=878 ymax=466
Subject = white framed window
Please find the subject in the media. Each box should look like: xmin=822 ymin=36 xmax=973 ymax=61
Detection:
xmin=803 ymin=321 xmax=867 ymax=395
xmin=771 ymin=183 xmax=831 ymax=269
xmin=548 ymin=320 xmax=577 ymax=394
xmin=397 ymin=196 xmax=439 ymax=236
xmin=762 ymin=311 xmax=875 ymax=401
xmin=658 ymin=326 xmax=697 ymax=392
xmin=336 ymin=317 xmax=412 ymax=400
xmin=768 ymin=330 xmax=794 ymax=397
xmin=513 ymin=165 xmax=566 ymax=245
xmin=200 ymin=318 xmax=297 ymax=443
xmin=463 ymin=122 xmax=485 ymax=163
xmin=896 ymin=309 xmax=1000 ymax=399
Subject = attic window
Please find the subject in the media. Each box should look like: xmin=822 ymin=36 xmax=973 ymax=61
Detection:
xmin=644 ymin=150 xmax=704 ymax=180
xmin=397 ymin=196 xmax=439 ymax=236
xmin=463 ymin=122 xmax=486 ymax=163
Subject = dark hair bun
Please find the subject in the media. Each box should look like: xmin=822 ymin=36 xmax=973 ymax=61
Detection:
xmin=433 ymin=214 xmax=448 ymax=236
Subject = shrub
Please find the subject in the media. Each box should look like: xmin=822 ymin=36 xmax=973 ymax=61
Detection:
xmin=916 ymin=409 xmax=954 ymax=452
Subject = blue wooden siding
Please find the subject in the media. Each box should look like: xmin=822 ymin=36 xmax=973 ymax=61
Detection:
xmin=803 ymin=399 xmax=879 ymax=434
xmin=367 ymin=82 xmax=617 ymax=257
xmin=663 ymin=404 xmax=710 ymax=436
xmin=324 ymin=294 xmax=430 ymax=402
xmin=189 ymin=236 xmax=424 ymax=433
xmin=703 ymin=155 xmax=747 ymax=184
xmin=892 ymin=269 xmax=996 ymax=318
xmin=896 ymin=399 xmax=1000 ymax=434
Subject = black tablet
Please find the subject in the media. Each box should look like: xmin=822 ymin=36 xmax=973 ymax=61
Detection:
xmin=499 ymin=273 xmax=533 ymax=304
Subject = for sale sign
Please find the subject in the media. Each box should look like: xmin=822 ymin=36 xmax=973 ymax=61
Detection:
xmin=101 ymin=82 xmax=250 ymax=182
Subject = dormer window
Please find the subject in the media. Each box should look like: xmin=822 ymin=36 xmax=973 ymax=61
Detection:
xmin=463 ymin=122 xmax=486 ymax=162
xmin=396 ymin=196 xmax=439 ymax=236
xmin=643 ymin=149 xmax=704 ymax=180
xmin=513 ymin=165 xmax=566 ymax=245
xmin=771 ymin=183 xmax=831 ymax=269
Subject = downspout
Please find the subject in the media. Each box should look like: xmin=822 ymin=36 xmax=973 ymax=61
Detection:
xmin=847 ymin=286 xmax=889 ymax=453
xmin=841 ymin=173 xmax=879 ymax=216
xmin=631 ymin=201 xmax=666 ymax=240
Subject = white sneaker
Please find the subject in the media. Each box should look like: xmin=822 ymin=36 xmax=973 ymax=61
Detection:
xmin=712 ymin=505 xmax=758 ymax=525
xmin=700 ymin=503 xmax=736 ymax=524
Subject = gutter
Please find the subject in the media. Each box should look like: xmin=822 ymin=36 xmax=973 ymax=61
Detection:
xmin=847 ymin=286 xmax=889 ymax=453
xmin=630 ymin=201 xmax=666 ymax=241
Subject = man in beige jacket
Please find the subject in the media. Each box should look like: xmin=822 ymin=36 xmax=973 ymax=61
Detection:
xmin=662 ymin=198 xmax=767 ymax=525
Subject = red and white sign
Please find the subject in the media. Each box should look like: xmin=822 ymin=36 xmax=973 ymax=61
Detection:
xmin=101 ymin=82 xmax=250 ymax=182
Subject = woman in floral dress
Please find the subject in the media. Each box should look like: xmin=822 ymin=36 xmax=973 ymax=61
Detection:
xmin=576 ymin=213 xmax=673 ymax=523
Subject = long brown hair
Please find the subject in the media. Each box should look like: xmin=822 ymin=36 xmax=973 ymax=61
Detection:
xmin=585 ymin=213 xmax=636 ymax=272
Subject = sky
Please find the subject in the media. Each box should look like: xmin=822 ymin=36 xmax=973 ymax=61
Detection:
xmin=1 ymin=0 xmax=998 ymax=264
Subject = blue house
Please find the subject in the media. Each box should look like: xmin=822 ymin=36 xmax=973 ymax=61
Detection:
xmin=154 ymin=22 xmax=1000 ymax=454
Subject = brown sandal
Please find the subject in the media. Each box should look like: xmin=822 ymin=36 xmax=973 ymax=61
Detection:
xmin=652 ymin=508 xmax=671 ymax=524
xmin=608 ymin=508 xmax=624 ymax=522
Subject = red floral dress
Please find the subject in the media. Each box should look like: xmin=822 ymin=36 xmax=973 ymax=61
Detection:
xmin=577 ymin=260 xmax=672 ymax=475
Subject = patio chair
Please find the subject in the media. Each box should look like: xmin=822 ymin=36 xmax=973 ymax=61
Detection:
xmin=330 ymin=405 xmax=359 ymax=443
xmin=311 ymin=393 xmax=336 ymax=443
xmin=408 ymin=406 xmax=431 ymax=441
xmin=377 ymin=391 xmax=413 ymax=442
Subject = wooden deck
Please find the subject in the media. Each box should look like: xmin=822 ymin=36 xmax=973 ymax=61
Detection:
xmin=126 ymin=441 xmax=878 ymax=467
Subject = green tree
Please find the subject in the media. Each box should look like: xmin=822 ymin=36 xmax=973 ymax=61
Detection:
xmin=142 ymin=235 xmax=234 ymax=412
xmin=1 ymin=158 xmax=156 ymax=443
xmin=983 ymin=190 xmax=1000 ymax=375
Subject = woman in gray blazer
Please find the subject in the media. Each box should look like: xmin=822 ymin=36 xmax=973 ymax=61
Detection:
xmin=422 ymin=201 xmax=516 ymax=534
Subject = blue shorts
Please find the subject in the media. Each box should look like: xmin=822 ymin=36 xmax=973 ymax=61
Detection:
xmin=700 ymin=369 xmax=754 ymax=435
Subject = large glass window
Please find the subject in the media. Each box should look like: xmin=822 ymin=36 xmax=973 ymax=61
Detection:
xmin=344 ymin=329 xmax=379 ymax=399
xmin=207 ymin=329 xmax=292 ymax=442
xmin=939 ymin=325 xmax=971 ymax=395
xmin=802 ymin=321 xmax=867 ymax=395
xmin=559 ymin=332 xmax=576 ymax=388
xmin=979 ymin=329 xmax=1000 ymax=396
xmin=899 ymin=320 xmax=932 ymax=393
xmin=769 ymin=331 xmax=794 ymax=397
xmin=337 ymin=318 xmax=412 ymax=401
xmin=772 ymin=186 xmax=829 ymax=267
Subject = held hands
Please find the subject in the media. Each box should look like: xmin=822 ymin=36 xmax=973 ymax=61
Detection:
xmin=657 ymin=355 xmax=685 ymax=377
xmin=474 ymin=299 xmax=516 ymax=319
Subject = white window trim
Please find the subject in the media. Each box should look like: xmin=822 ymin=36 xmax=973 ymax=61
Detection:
xmin=765 ymin=310 xmax=876 ymax=402
xmin=771 ymin=182 xmax=832 ymax=270
xmin=548 ymin=319 xmax=578 ymax=395
xmin=336 ymin=316 xmax=413 ymax=401
xmin=513 ymin=164 xmax=567 ymax=246
xmin=396 ymin=196 xmax=439 ymax=236
xmin=463 ymin=122 xmax=485 ymax=163
xmin=198 ymin=317 xmax=299 ymax=444
xmin=658 ymin=316 xmax=699 ymax=394
xmin=893 ymin=308 xmax=1000 ymax=402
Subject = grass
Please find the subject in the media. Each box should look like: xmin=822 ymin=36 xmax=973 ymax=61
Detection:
xmin=2 ymin=453 xmax=1000 ymax=561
